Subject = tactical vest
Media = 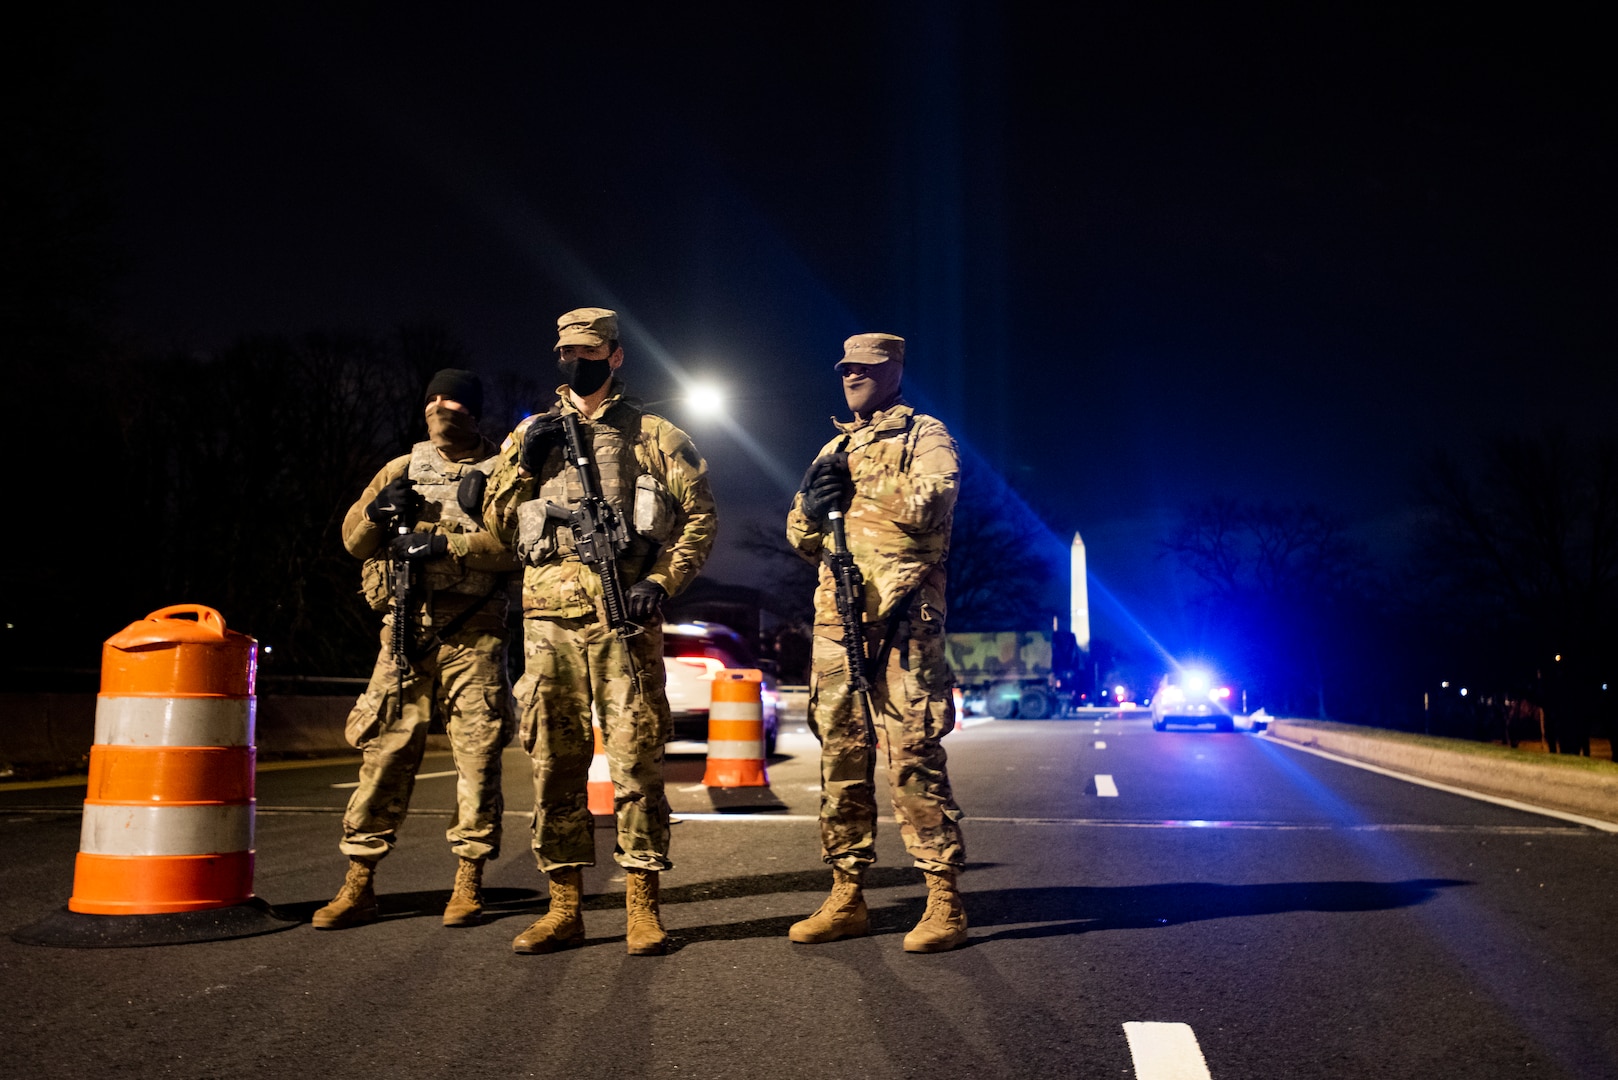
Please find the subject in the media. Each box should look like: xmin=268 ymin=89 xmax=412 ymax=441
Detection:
xmin=361 ymin=442 xmax=504 ymax=613
xmin=515 ymin=409 xmax=671 ymax=575
xmin=407 ymin=441 xmax=503 ymax=597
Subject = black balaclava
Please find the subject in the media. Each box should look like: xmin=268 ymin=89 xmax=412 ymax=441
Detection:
xmin=423 ymin=368 xmax=484 ymax=456
xmin=840 ymin=360 xmax=903 ymax=418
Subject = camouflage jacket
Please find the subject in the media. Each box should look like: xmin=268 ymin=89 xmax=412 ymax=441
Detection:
xmin=342 ymin=436 xmax=518 ymax=623
xmin=484 ymin=382 xmax=718 ymax=619
xmin=786 ymin=401 xmax=958 ymax=636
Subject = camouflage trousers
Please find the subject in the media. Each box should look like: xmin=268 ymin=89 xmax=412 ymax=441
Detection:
xmin=340 ymin=619 xmax=515 ymax=862
xmin=807 ymin=627 xmax=965 ymax=874
xmin=514 ymin=615 xmax=673 ymax=873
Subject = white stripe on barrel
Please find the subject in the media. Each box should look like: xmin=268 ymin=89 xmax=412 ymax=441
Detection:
xmin=79 ymin=803 xmax=255 ymax=857
xmin=702 ymin=668 xmax=768 ymax=788
xmin=94 ymin=696 xmax=255 ymax=747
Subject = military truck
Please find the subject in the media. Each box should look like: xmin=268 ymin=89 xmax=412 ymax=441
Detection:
xmin=945 ymin=630 xmax=1083 ymax=719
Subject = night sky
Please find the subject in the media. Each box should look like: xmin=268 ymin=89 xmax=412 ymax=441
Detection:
xmin=28 ymin=3 xmax=1617 ymax=657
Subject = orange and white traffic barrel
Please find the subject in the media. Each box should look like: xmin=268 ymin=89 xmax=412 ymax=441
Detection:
xmin=70 ymin=604 xmax=258 ymax=914
xmin=588 ymin=717 xmax=615 ymax=815
xmin=701 ymin=669 xmax=768 ymax=788
xmin=12 ymin=605 xmax=295 ymax=948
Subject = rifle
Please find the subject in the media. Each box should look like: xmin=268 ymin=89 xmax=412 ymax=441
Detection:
xmin=825 ymin=509 xmax=879 ymax=750
xmin=387 ymin=512 xmax=415 ymax=725
xmin=544 ymin=412 xmax=641 ymax=639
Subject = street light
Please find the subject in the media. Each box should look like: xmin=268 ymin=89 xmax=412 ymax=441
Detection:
xmin=684 ymin=382 xmax=725 ymax=419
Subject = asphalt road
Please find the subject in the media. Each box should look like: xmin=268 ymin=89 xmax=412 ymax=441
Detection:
xmin=2 ymin=717 xmax=1615 ymax=1079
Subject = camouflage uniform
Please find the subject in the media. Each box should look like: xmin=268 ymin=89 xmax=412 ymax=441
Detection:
xmin=786 ymin=400 xmax=966 ymax=874
xmin=485 ymin=383 xmax=716 ymax=872
xmin=339 ymin=436 xmax=518 ymax=862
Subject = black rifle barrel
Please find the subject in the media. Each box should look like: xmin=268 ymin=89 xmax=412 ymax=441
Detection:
xmin=556 ymin=413 xmax=638 ymax=638
xmin=389 ymin=519 xmax=413 ymax=724
xmin=826 ymin=509 xmax=874 ymax=701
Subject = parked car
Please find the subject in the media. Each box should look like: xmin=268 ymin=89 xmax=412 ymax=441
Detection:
xmin=662 ymin=621 xmax=780 ymax=756
xmin=1151 ymin=668 xmax=1237 ymax=732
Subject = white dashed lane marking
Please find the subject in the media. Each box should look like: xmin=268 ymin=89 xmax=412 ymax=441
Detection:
xmin=1094 ymin=774 xmax=1119 ymax=797
xmin=1094 ymin=740 xmax=1107 ymax=749
xmin=331 ymin=769 xmax=456 ymax=790
xmin=1124 ymin=1022 xmax=1213 ymax=1080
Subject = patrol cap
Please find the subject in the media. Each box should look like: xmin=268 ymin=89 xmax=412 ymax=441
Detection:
xmin=424 ymin=368 xmax=483 ymax=416
xmin=555 ymin=307 xmax=620 ymax=350
xmin=835 ymin=333 xmax=905 ymax=369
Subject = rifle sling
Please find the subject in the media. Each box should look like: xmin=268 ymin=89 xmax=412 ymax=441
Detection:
xmin=871 ymin=588 xmax=919 ymax=676
xmin=826 ymin=431 xmax=918 ymax=679
xmin=405 ymin=574 xmax=511 ymax=665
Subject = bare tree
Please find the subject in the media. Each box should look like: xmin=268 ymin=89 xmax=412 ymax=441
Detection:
xmin=945 ymin=455 xmax=1063 ymax=632
xmin=735 ymin=521 xmax=818 ymax=627
xmin=1163 ymin=499 xmax=1375 ymax=719
xmin=1419 ymin=432 xmax=1618 ymax=755
xmin=96 ymin=324 xmax=483 ymax=676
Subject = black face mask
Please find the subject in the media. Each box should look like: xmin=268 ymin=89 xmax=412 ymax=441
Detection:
xmin=558 ymin=356 xmax=613 ymax=396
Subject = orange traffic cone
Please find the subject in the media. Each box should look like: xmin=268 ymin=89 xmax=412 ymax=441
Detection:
xmin=701 ymin=669 xmax=768 ymax=788
xmin=11 ymin=605 xmax=295 ymax=948
xmin=588 ymin=717 xmax=615 ymax=815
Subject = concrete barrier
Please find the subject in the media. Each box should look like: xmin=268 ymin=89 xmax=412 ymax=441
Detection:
xmin=1 ymin=694 xmax=416 ymax=770
xmin=776 ymin=685 xmax=810 ymax=726
xmin=1266 ymin=718 xmax=1618 ymax=825
xmin=0 ymin=693 xmax=97 ymax=768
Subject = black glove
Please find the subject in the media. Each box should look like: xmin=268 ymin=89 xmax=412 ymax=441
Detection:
xmin=366 ymin=476 xmax=422 ymax=526
xmin=520 ymin=416 xmax=565 ymax=473
xmin=798 ymin=452 xmax=852 ymax=520
xmin=456 ymin=470 xmax=488 ymax=520
xmin=389 ymin=532 xmax=449 ymax=562
xmin=625 ymin=580 xmax=667 ymax=622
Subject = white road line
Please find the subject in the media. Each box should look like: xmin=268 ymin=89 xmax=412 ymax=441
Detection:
xmin=667 ymin=813 xmax=821 ymax=822
xmin=1094 ymin=740 xmax=1107 ymax=749
xmin=1094 ymin=774 xmax=1119 ymax=797
xmin=1263 ymin=734 xmax=1618 ymax=834
xmin=962 ymin=816 xmax=1596 ymax=834
xmin=1124 ymin=1022 xmax=1212 ymax=1080
xmin=330 ymin=769 xmax=456 ymax=790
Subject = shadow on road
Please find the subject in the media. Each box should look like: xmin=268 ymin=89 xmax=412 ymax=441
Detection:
xmin=268 ymin=871 xmax=1457 ymax=949
xmin=967 ymin=878 xmax=1470 ymax=941
xmin=272 ymin=886 xmax=541 ymax=924
xmin=662 ymin=876 xmax=1469 ymax=950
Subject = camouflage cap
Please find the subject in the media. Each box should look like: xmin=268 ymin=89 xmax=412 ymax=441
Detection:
xmin=836 ymin=332 xmax=905 ymax=369
xmin=555 ymin=307 xmax=619 ymax=350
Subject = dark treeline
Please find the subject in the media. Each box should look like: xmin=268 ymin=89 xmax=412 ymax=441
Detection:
xmin=1158 ymin=432 xmax=1618 ymax=755
xmin=5 ymin=330 xmax=544 ymax=681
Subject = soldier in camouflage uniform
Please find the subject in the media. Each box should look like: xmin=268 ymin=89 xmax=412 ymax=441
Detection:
xmin=313 ymin=369 xmax=518 ymax=932
xmin=785 ymin=333 xmax=968 ymax=953
xmin=484 ymin=307 xmax=717 ymax=956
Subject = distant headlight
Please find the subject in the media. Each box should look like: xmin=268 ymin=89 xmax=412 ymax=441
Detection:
xmin=1161 ymin=686 xmax=1186 ymax=705
xmin=1213 ymin=687 xmax=1231 ymax=700
xmin=1183 ymin=670 xmax=1211 ymax=696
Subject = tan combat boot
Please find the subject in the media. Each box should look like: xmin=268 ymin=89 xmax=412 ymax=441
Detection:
xmin=442 ymin=856 xmax=485 ymax=927
xmin=312 ymin=856 xmax=379 ymax=930
xmin=788 ymin=868 xmax=868 ymax=943
xmin=512 ymin=867 xmax=585 ymax=954
xmin=625 ymin=869 xmax=668 ymax=956
xmin=903 ymin=869 xmax=968 ymax=953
